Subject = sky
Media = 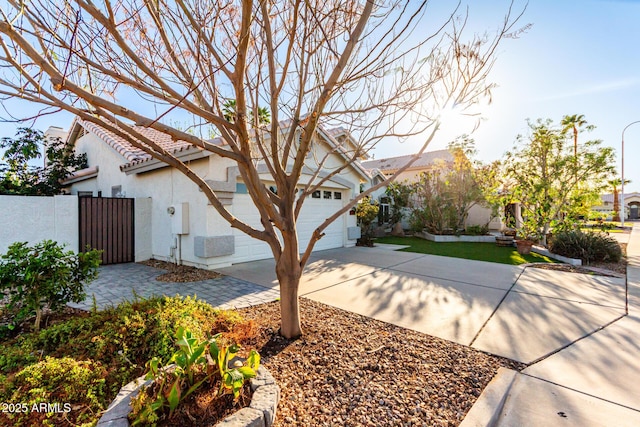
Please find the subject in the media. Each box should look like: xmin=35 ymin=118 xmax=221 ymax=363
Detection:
xmin=1 ymin=0 xmax=639 ymax=192
xmin=375 ymin=0 xmax=640 ymax=193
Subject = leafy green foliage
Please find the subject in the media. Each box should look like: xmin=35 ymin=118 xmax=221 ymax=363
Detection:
xmin=0 ymin=240 xmax=101 ymax=333
xmin=385 ymin=182 xmax=412 ymax=225
xmin=549 ymin=231 xmax=622 ymax=264
xmin=465 ymin=225 xmax=489 ymax=236
xmin=410 ymin=137 xmax=499 ymax=234
xmin=356 ymin=196 xmax=379 ymax=245
xmin=130 ymin=327 xmax=260 ymax=425
xmin=210 ymin=335 xmax=260 ymax=400
xmin=0 ymin=356 xmax=107 ymax=426
xmin=0 ymin=128 xmax=87 ymax=195
xmin=0 ymin=295 xmax=255 ymax=427
xmin=504 ymin=116 xmax=615 ymax=245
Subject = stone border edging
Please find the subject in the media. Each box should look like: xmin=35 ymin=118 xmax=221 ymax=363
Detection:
xmin=530 ymin=246 xmax=582 ymax=266
xmin=97 ymin=366 xmax=279 ymax=427
xmin=415 ymin=231 xmax=497 ymax=243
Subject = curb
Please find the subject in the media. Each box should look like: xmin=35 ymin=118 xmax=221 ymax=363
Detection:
xmin=459 ymin=367 xmax=518 ymax=427
xmin=97 ymin=366 xmax=279 ymax=427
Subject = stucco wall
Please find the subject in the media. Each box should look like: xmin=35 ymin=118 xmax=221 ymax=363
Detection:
xmin=0 ymin=195 xmax=78 ymax=254
xmin=69 ymin=127 xmax=363 ymax=268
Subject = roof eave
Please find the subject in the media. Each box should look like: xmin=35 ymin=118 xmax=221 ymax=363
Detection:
xmin=122 ymin=147 xmax=210 ymax=175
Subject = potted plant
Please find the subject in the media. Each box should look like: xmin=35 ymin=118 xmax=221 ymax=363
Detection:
xmin=514 ymin=220 xmax=538 ymax=255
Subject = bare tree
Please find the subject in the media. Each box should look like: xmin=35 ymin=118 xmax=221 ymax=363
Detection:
xmin=0 ymin=0 xmax=525 ymax=338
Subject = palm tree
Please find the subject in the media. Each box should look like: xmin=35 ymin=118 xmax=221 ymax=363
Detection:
xmin=608 ymin=178 xmax=631 ymax=222
xmin=561 ymin=114 xmax=591 ymax=158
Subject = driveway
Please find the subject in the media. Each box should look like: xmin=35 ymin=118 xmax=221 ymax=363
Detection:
xmin=217 ymin=245 xmax=626 ymax=364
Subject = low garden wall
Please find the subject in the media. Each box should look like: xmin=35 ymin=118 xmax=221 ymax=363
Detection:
xmin=97 ymin=366 xmax=280 ymax=427
xmin=416 ymin=231 xmax=497 ymax=243
xmin=531 ymin=246 xmax=582 ymax=266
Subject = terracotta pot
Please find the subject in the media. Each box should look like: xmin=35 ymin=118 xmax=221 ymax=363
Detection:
xmin=515 ymin=239 xmax=533 ymax=255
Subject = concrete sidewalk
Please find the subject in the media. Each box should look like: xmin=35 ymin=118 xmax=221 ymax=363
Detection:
xmin=461 ymin=224 xmax=640 ymax=426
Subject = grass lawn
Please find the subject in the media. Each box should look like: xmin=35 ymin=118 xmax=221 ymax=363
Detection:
xmin=579 ymin=227 xmax=627 ymax=234
xmin=375 ymin=236 xmax=557 ymax=265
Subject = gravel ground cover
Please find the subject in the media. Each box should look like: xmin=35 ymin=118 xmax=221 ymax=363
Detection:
xmin=239 ymin=299 xmax=525 ymax=427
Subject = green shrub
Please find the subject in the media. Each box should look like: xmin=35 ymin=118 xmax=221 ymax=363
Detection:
xmin=465 ymin=225 xmax=489 ymax=236
xmin=0 ymin=240 xmax=101 ymax=333
xmin=549 ymin=231 xmax=622 ymax=264
xmin=0 ymin=295 xmax=256 ymax=427
xmin=0 ymin=356 xmax=107 ymax=426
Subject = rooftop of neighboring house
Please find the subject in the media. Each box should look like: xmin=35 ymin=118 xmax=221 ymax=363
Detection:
xmin=600 ymin=192 xmax=640 ymax=204
xmin=360 ymin=149 xmax=454 ymax=174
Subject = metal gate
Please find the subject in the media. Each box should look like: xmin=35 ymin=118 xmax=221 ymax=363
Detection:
xmin=79 ymin=197 xmax=135 ymax=265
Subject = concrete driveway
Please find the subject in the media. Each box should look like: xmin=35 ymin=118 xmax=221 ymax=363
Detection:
xmin=221 ymin=239 xmax=640 ymax=425
xmin=217 ymin=245 xmax=627 ymax=365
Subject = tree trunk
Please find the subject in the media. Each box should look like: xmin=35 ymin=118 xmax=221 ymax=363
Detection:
xmin=613 ymin=188 xmax=620 ymax=222
xmin=276 ymin=234 xmax=303 ymax=339
xmin=34 ymin=307 xmax=42 ymax=332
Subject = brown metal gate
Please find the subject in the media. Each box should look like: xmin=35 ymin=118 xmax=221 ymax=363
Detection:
xmin=79 ymin=197 xmax=135 ymax=265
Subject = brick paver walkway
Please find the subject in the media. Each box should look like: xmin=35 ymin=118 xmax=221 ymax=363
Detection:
xmin=69 ymin=263 xmax=280 ymax=311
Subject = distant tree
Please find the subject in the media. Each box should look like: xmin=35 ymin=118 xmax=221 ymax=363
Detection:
xmin=409 ymin=137 xmax=498 ymax=234
xmin=0 ymin=128 xmax=87 ymax=195
xmin=561 ymin=114 xmax=592 ymax=159
xmin=355 ymin=196 xmax=379 ymax=246
xmin=385 ymin=181 xmax=412 ymax=226
xmin=608 ymin=178 xmax=631 ymax=222
xmin=504 ymin=117 xmax=615 ymax=246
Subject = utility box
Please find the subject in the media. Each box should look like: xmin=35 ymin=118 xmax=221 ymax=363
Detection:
xmin=169 ymin=203 xmax=189 ymax=235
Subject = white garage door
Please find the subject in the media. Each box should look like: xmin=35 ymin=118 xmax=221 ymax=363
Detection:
xmin=232 ymin=190 xmax=346 ymax=263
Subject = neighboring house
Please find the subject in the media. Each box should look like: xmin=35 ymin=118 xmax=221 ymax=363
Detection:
xmin=592 ymin=192 xmax=640 ymax=220
xmin=60 ymin=118 xmax=368 ymax=269
xmin=361 ymin=150 xmax=501 ymax=230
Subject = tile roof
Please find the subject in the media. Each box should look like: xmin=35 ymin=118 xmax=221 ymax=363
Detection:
xmin=360 ymin=149 xmax=454 ymax=173
xmin=76 ymin=118 xmax=371 ymax=179
xmin=78 ymin=119 xmax=210 ymax=167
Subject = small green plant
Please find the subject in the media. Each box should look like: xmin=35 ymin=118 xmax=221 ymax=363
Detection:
xmin=210 ymin=335 xmax=260 ymax=400
xmin=130 ymin=327 xmax=260 ymax=425
xmin=0 ymin=240 xmax=101 ymax=333
xmin=464 ymin=224 xmax=489 ymax=236
xmin=0 ymin=356 xmax=108 ymax=426
xmin=355 ymin=196 xmax=380 ymax=246
xmin=549 ymin=230 xmax=622 ymax=264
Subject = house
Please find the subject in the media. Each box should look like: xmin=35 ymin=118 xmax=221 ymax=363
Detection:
xmin=361 ymin=150 xmax=501 ymax=230
xmin=592 ymin=192 xmax=640 ymax=220
xmin=60 ymin=119 xmax=368 ymax=269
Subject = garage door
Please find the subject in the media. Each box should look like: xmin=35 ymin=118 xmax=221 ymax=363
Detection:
xmin=232 ymin=190 xmax=346 ymax=263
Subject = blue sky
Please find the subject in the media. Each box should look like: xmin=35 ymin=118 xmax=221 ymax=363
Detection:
xmin=380 ymin=0 xmax=640 ymax=192
xmin=1 ymin=0 xmax=639 ymax=192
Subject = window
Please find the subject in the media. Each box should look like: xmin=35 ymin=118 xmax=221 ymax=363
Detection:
xmin=312 ymin=190 xmax=321 ymax=198
xmin=235 ymin=183 xmax=248 ymax=194
xmin=333 ymin=191 xmax=342 ymax=200
xmin=323 ymin=191 xmax=332 ymax=199
xmin=78 ymin=191 xmax=93 ymax=198
xmin=269 ymin=185 xmax=278 ymax=195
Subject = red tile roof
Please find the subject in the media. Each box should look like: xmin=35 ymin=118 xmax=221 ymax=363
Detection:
xmin=78 ymin=119 xmax=208 ymax=167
